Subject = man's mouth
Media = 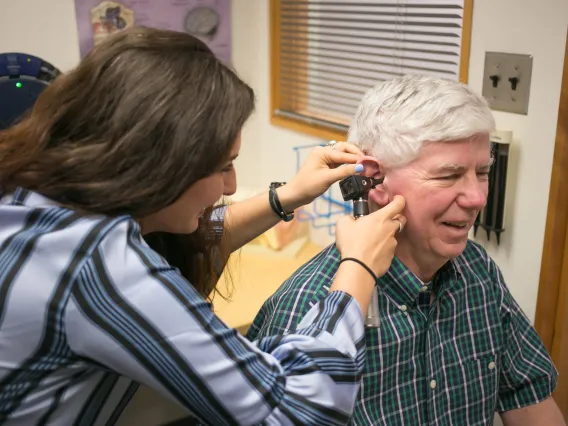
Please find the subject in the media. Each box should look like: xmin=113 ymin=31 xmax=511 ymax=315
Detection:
xmin=442 ymin=221 xmax=469 ymax=229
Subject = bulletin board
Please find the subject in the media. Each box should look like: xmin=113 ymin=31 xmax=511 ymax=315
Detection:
xmin=73 ymin=0 xmax=231 ymax=63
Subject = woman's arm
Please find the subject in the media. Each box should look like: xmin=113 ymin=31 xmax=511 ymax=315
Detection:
xmin=222 ymin=185 xmax=295 ymax=252
xmin=223 ymin=143 xmax=363 ymax=253
xmin=65 ymin=219 xmax=367 ymax=425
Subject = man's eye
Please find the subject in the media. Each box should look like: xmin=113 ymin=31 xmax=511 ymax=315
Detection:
xmin=222 ymin=163 xmax=234 ymax=172
xmin=477 ymin=172 xmax=490 ymax=179
xmin=438 ymin=175 xmax=458 ymax=180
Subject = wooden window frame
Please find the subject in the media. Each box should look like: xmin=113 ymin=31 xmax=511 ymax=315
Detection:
xmin=269 ymin=0 xmax=474 ymax=141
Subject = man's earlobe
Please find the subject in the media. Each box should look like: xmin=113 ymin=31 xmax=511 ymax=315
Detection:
xmin=369 ymin=187 xmax=390 ymax=207
xmin=357 ymin=156 xmax=381 ymax=178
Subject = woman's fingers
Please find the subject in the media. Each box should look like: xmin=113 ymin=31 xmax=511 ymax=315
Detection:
xmin=321 ymin=149 xmax=362 ymax=169
xmin=377 ymin=196 xmax=406 ymax=220
xmin=329 ymin=141 xmax=364 ymax=156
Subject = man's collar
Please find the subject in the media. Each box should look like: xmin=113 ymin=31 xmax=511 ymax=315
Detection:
xmin=378 ymin=256 xmax=461 ymax=308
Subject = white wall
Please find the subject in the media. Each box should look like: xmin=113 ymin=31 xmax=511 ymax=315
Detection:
xmin=468 ymin=0 xmax=567 ymax=321
xmin=231 ymin=2 xmax=316 ymax=188
xmin=0 ymin=0 xmax=81 ymax=71
xmin=233 ymin=0 xmax=568 ymax=323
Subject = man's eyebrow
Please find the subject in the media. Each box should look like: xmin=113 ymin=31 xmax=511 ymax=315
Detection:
xmin=433 ymin=160 xmax=494 ymax=173
xmin=478 ymin=159 xmax=494 ymax=170
xmin=434 ymin=163 xmax=466 ymax=173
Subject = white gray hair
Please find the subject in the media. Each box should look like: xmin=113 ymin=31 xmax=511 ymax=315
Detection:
xmin=347 ymin=75 xmax=496 ymax=167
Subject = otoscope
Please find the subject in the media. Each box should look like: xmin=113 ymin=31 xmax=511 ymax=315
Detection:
xmin=339 ymin=174 xmax=384 ymax=328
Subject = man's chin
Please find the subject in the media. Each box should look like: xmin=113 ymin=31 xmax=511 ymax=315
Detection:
xmin=436 ymin=239 xmax=469 ymax=259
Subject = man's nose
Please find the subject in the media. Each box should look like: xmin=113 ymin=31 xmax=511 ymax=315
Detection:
xmin=457 ymin=179 xmax=487 ymax=210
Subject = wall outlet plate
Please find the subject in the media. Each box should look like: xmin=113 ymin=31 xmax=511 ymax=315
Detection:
xmin=482 ymin=52 xmax=533 ymax=115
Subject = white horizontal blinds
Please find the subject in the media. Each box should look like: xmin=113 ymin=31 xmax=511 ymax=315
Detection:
xmin=276 ymin=0 xmax=466 ymax=130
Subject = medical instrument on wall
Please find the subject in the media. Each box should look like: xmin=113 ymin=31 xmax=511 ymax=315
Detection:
xmin=473 ymin=130 xmax=512 ymax=245
xmin=339 ymin=174 xmax=384 ymax=328
xmin=0 ymin=52 xmax=61 ymax=130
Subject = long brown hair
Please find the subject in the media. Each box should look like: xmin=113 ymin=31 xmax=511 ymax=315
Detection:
xmin=0 ymin=27 xmax=255 ymax=298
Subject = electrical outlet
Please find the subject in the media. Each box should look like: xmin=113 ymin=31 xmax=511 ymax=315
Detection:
xmin=482 ymin=52 xmax=533 ymax=115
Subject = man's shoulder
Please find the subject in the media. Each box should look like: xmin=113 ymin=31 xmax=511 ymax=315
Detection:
xmin=451 ymin=239 xmax=512 ymax=307
xmin=246 ymin=243 xmax=340 ymax=340
xmin=460 ymin=238 xmax=491 ymax=262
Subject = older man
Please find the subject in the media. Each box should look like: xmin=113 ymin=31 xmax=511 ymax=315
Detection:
xmin=247 ymin=76 xmax=564 ymax=425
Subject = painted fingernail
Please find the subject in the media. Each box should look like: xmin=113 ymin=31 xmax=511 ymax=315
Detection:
xmin=355 ymin=164 xmax=364 ymax=173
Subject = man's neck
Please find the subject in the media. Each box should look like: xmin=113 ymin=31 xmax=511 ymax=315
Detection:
xmin=394 ymin=244 xmax=448 ymax=282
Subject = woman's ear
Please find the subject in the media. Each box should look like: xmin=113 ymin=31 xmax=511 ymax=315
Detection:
xmin=357 ymin=155 xmax=381 ymax=177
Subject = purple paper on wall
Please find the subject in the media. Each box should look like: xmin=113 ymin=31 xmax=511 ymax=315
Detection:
xmin=73 ymin=0 xmax=231 ymax=64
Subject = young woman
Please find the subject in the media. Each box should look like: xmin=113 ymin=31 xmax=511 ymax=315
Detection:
xmin=0 ymin=27 xmax=405 ymax=425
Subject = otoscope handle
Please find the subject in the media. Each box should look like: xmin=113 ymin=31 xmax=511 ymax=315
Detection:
xmin=352 ymin=196 xmax=380 ymax=329
xmin=366 ymin=288 xmax=381 ymax=328
xmin=353 ymin=199 xmax=370 ymax=217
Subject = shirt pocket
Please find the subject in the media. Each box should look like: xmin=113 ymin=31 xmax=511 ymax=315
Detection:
xmin=444 ymin=353 xmax=500 ymax=424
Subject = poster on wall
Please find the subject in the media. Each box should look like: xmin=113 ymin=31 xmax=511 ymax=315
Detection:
xmin=73 ymin=0 xmax=231 ymax=64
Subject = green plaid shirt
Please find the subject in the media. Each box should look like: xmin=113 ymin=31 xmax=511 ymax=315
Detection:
xmin=247 ymin=240 xmax=558 ymax=425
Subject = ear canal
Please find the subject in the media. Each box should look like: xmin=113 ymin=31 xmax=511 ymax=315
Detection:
xmin=357 ymin=155 xmax=381 ymax=177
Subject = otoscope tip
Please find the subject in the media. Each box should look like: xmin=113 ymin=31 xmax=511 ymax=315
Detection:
xmin=371 ymin=177 xmax=384 ymax=187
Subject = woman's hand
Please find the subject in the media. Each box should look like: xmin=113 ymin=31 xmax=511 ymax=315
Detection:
xmin=329 ymin=195 xmax=406 ymax=315
xmin=335 ymin=195 xmax=406 ymax=278
xmin=277 ymin=142 xmax=364 ymax=211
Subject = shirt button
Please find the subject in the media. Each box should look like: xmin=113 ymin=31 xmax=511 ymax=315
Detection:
xmin=399 ymin=305 xmax=408 ymax=312
xmin=430 ymin=379 xmax=437 ymax=389
xmin=488 ymin=361 xmax=496 ymax=370
xmin=421 ymin=286 xmax=428 ymax=292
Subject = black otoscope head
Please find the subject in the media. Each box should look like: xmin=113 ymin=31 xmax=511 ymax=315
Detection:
xmin=339 ymin=175 xmax=384 ymax=201
xmin=339 ymin=175 xmax=384 ymax=218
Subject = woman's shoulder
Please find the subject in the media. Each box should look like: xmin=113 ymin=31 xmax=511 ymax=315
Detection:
xmin=0 ymin=188 xmax=141 ymax=261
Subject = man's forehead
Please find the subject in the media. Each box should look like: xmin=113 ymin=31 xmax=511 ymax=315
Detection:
xmin=414 ymin=138 xmax=492 ymax=164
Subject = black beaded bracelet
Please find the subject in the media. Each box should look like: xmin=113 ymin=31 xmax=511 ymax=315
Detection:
xmin=339 ymin=257 xmax=378 ymax=283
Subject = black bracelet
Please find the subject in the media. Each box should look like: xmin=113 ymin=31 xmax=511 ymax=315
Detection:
xmin=339 ymin=258 xmax=378 ymax=283
xmin=268 ymin=182 xmax=294 ymax=222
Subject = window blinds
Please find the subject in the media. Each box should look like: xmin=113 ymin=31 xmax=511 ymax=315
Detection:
xmin=273 ymin=0 xmax=470 ymax=133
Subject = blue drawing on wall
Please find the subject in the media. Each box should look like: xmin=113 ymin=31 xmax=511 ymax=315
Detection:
xmin=293 ymin=143 xmax=352 ymax=236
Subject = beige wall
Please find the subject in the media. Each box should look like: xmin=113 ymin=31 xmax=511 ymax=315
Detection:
xmin=0 ymin=0 xmax=81 ymax=71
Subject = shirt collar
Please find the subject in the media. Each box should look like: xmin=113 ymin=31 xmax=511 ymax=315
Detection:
xmin=378 ymin=256 xmax=462 ymax=308
xmin=1 ymin=188 xmax=59 ymax=208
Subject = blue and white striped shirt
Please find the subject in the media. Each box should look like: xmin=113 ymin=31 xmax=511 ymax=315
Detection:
xmin=0 ymin=188 xmax=367 ymax=425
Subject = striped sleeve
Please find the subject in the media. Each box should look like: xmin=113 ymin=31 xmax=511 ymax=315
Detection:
xmin=491 ymin=261 xmax=559 ymax=412
xmin=247 ymin=245 xmax=339 ymax=342
xmin=64 ymin=220 xmax=366 ymax=426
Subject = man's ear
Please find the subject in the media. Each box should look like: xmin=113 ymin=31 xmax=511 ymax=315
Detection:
xmin=357 ymin=155 xmax=390 ymax=208
xmin=357 ymin=155 xmax=381 ymax=177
